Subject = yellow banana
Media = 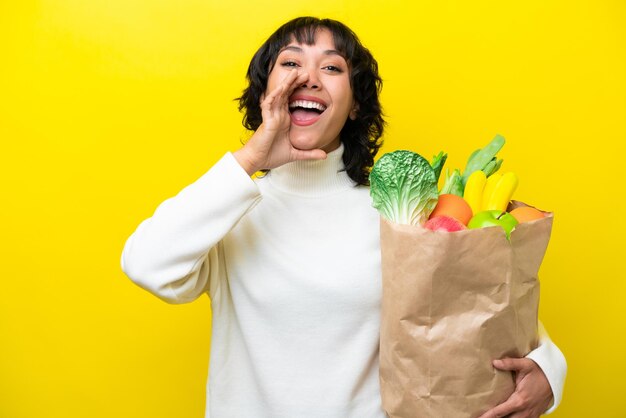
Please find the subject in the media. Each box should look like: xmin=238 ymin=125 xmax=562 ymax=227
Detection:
xmin=486 ymin=172 xmax=519 ymax=212
xmin=481 ymin=173 xmax=502 ymax=212
xmin=463 ymin=171 xmax=487 ymax=215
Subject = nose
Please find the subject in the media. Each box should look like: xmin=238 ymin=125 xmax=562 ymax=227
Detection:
xmin=301 ymin=81 xmax=319 ymax=89
xmin=300 ymin=68 xmax=320 ymax=90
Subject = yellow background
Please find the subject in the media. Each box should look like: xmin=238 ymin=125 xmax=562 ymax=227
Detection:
xmin=1 ymin=1 xmax=624 ymax=417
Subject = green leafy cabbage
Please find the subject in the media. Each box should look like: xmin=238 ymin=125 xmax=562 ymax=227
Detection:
xmin=369 ymin=150 xmax=439 ymax=225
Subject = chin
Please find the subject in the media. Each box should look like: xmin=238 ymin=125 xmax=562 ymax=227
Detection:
xmin=289 ymin=133 xmax=339 ymax=152
xmin=289 ymin=134 xmax=321 ymax=150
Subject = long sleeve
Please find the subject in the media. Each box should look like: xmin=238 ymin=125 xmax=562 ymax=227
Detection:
xmin=120 ymin=152 xmax=262 ymax=303
xmin=525 ymin=320 xmax=567 ymax=414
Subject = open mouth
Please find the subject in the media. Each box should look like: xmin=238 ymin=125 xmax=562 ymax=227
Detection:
xmin=288 ymin=99 xmax=327 ymax=126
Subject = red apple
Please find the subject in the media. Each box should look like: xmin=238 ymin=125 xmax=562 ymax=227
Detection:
xmin=424 ymin=216 xmax=467 ymax=232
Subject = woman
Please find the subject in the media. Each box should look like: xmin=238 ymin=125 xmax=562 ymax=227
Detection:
xmin=121 ymin=17 xmax=566 ymax=418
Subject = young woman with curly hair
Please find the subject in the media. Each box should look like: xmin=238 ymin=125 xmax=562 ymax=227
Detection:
xmin=121 ymin=16 xmax=565 ymax=418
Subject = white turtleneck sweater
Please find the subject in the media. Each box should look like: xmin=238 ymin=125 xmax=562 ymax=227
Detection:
xmin=120 ymin=144 xmax=566 ymax=418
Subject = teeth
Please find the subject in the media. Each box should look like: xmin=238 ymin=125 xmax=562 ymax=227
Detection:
xmin=288 ymin=100 xmax=327 ymax=112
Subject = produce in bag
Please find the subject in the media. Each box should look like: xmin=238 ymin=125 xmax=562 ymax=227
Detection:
xmin=370 ymin=137 xmax=554 ymax=418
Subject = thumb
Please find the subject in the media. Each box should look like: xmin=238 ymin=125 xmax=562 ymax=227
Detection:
xmin=493 ymin=358 xmax=528 ymax=372
xmin=292 ymin=149 xmax=328 ymax=162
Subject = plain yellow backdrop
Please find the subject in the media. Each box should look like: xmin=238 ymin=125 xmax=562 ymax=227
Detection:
xmin=1 ymin=1 xmax=624 ymax=417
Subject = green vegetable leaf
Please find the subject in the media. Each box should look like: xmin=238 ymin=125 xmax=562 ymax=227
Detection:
xmin=369 ymin=150 xmax=439 ymax=225
xmin=430 ymin=151 xmax=447 ymax=182
xmin=483 ymin=158 xmax=503 ymax=177
xmin=466 ymin=149 xmax=481 ymax=169
xmin=440 ymin=168 xmax=464 ymax=196
xmin=482 ymin=158 xmax=496 ymax=177
xmin=462 ymin=134 xmax=506 ymax=185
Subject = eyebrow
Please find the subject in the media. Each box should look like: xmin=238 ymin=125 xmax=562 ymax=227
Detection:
xmin=279 ymin=45 xmax=344 ymax=57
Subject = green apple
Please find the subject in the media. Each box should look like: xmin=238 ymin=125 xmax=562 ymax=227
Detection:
xmin=468 ymin=210 xmax=519 ymax=239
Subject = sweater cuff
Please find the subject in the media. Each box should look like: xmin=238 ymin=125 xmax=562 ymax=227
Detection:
xmin=525 ymin=334 xmax=567 ymax=414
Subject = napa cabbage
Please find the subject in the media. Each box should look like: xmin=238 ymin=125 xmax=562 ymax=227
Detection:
xmin=369 ymin=150 xmax=439 ymax=226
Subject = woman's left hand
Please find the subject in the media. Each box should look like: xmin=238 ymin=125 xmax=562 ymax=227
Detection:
xmin=477 ymin=358 xmax=553 ymax=418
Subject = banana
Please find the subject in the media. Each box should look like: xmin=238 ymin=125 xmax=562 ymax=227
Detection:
xmin=481 ymin=173 xmax=502 ymax=212
xmin=485 ymin=172 xmax=519 ymax=212
xmin=463 ymin=170 xmax=487 ymax=215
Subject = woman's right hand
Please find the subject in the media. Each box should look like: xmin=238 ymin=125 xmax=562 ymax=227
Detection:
xmin=233 ymin=69 xmax=328 ymax=176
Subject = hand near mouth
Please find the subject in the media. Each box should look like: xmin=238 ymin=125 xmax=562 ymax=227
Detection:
xmin=234 ymin=70 xmax=328 ymax=176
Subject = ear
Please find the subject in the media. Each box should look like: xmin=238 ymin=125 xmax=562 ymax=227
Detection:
xmin=349 ymin=102 xmax=360 ymax=120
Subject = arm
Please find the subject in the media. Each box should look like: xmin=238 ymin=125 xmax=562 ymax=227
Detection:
xmin=122 ymin=68 xmax=326 ymax=304
xmin=120 ymin=153 xmax=261 ymax=303
xmin=478 ymin=321 xmax=567 ymax=418
xmin=525 ymin=321 xmax=568 ymax=414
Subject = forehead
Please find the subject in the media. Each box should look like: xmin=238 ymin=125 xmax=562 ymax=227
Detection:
xmin=285 ymin=28 xmax=335 ymax=48
xmin=279 ymin=29 xmax=346 ymax=60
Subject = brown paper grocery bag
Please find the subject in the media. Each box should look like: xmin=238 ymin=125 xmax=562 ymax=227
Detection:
xmin=378 ymin=202 xmax=553 ymax=418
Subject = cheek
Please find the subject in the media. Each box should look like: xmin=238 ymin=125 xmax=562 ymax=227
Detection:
xmin=331 ymin=85 xmax=354 ymax=115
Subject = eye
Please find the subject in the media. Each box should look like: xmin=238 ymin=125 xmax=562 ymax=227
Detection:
xmin=324 ymin=65 xmax=343 ymax=73
xmin=280 ymin=60 xmax=299 ymax=68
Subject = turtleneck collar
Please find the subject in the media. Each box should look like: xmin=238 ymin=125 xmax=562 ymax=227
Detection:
xmin=266 ymin=142 xmax=356 ymax=197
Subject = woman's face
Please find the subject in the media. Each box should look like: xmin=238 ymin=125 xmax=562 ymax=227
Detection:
xmin=265 ymin=28 xmax=356 ymax=153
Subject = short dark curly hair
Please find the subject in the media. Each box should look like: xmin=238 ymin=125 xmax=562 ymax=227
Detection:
xmin=237 ymin=17 xmax=385 ymax=186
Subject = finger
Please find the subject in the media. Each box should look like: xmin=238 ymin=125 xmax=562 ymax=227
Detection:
xmin=493 ymin=358 xmax=533 ymax=373
xmin=286 ymin=71 xmax=309 ymax=94
xmin=260 ymin=72 xmax=289 ymax=106
xmin=263 ymin=69 xmax=305 ymax=106
xmin=508 ymin=412 xmax=533 ymax=418
xmin=261 ymin=83 xmax=285 ymax=109
xmin=262 ymin=71 xmax=299 ymax=114
xmin=277 ymin=69 xmax=301 ymax=93
xmin=260 ymin=88 xmax=282 ymax=123
xmin=476 ymin=394 xmax=524 ymax=418
xmin=276 ymin=70 xmax=307 ymax=107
